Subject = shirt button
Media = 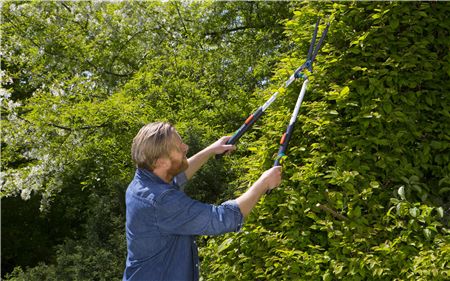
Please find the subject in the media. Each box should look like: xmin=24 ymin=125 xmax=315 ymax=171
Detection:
xmin=195 ymin=264 xmax=198 ymax=267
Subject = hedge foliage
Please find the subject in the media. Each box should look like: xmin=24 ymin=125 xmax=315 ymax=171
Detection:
xmin=201 ymin=2 xmax=450 ymax=280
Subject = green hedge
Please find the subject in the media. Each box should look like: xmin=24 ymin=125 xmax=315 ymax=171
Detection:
xmin=200 ymin=2 xmax=450 ymax=280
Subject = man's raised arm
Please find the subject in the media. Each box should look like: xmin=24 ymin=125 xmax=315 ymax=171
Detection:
xmin=185 ymin=136 xmax=235 ymax=180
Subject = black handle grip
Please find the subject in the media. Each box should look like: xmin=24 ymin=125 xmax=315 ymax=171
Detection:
xmin=215 ymin=153 xmax=225 ymax=160
xmin=215 ymin=107 xmax=264 ymax=159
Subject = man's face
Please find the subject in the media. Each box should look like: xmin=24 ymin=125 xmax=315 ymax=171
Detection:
xmin=167 ymin=132 xmax=189 ymax=177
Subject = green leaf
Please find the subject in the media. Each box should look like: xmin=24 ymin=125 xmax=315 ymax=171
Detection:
xmin=436 ymin=207 xmax=444 ymax=218
xmin=340 ymin=86 xmax=350 ymax=97
xmin=438 ymin=187 xmax=450 ymax=194
xmin=409 ymin=207 xmax=418 ymax=218
xmin=382 ymin=103 xmax=392 ymax=113
xmin=370 ymin=181 xmax=380 ymax=188
xmin=217 ymin=238 xmax=234 ymax=253
xmin=390 ymin=18 xmax=399 ymax=29
xmin=398 ymin=185 xmax=406 ymax=200
xmin=329 ymin=110 xmax=339 ymax=115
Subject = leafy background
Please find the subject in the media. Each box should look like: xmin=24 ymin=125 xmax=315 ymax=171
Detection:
xmin=1 ymin=1 xmax=449 ymax=280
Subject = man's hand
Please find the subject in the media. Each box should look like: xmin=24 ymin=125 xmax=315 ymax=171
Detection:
xmin=259 ymin=166 xmax=282 ymax=192
xmin=207 ymin=136 xmax=236 ymax=156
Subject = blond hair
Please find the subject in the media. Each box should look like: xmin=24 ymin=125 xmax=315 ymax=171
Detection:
xmin=131 ymin=122 xmax=176 ymax=170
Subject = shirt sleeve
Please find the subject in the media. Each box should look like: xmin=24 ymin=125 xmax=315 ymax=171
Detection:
xmin=155 ymin=189 xmax=243 ymax=236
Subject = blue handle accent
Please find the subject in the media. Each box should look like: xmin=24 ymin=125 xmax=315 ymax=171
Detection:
xmin=294 ymin=72 xmax=308 ymax=79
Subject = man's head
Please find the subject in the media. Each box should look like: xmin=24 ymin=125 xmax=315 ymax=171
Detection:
xmin=131 ymin=122 xmax=189 ymax=176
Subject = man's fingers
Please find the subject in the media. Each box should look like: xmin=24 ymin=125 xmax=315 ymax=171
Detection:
xmin=223 ymin=144 xmax=236 ymax=154
xmin=220 ymin=136 xmax=232 ymax=144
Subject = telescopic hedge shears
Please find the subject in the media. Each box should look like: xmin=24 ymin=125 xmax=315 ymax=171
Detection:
xmin=218 ymin=18 xmax=329 ymax=181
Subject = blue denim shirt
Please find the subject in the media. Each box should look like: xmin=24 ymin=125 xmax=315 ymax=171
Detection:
xmin=123 ymin=168 xmax=243 ymax=281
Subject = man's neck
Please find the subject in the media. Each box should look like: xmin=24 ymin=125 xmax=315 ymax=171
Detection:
xmin=152 ymin=168 xmax=173 ymax=183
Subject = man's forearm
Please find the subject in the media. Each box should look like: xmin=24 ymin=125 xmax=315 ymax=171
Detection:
xmin=185 ymin=147 xmax=213 ymax=180
xmin=235 ymin=178 xmax=267 ymax=218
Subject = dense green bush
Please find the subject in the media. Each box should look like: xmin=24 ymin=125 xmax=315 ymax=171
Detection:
xmin=201 ymin=2 xmax=450 ymax=280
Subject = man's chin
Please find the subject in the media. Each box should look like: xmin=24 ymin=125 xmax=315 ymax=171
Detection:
xmin=168 ymin=157 xmax=189 ymax=176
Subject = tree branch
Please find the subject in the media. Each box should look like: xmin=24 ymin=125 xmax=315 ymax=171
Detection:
xmin=316 ymin=203 xmax=349 ymax=221
xmin=2 ymin=106 xmax=108 ymax=132
xmin=174 ymin=2 xmax=190 ymax=37
xmin=205 ymin=24 xmax=282 ymax=38
xmin=48 ymin=122 xmax=108 ymax=131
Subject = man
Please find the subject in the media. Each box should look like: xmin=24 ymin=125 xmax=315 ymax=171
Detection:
xmin=123 ymin=122 xmax=282 ymax=281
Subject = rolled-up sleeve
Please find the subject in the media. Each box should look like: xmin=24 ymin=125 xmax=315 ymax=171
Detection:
xmin=156 ymin=189 xmax=243 ymax=236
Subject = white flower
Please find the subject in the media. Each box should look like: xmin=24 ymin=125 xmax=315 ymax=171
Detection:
xmin=0 ymin=88 xmax=12 ymax=101
xmin=75 ymin=13 xmax=83 ymax=22
xmin=21 ymin=188 xmax=31 ymax=200
xmin=50 ymin=88 xmax=60 ymax=96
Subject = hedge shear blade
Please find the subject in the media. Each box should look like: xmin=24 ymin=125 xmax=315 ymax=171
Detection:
xmin=286 ymin=18 xmax=330 ymax=87
xmin=307 ymin=18 xmax=330 ymax=72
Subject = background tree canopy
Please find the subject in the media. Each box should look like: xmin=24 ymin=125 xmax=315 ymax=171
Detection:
xmin=1 ymin=1 xmax=449 ymax=280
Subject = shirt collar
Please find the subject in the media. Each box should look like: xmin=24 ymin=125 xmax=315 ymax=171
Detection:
xmin=136 ymin=168 xmax=167 ymax=184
